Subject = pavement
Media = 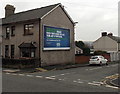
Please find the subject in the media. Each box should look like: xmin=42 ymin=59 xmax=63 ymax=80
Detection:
xmin=110 ymin=77 xmax=120 ymax=87
xmin=2 ymin=61 xmax=119 ymax=73
xmin=2 ymin=63 xmax=89 ymax=73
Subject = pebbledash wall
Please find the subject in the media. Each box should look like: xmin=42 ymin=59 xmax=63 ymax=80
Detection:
xmin=2 ymin=4 xmax=75 ymax=66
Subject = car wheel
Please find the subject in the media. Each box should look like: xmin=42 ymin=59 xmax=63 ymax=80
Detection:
xmin=106 ymin=63 xmax=108 ymax=65
xmin=100 ymin=61 xmax=102 ymax=66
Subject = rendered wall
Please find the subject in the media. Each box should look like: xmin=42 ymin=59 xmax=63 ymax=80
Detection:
xmin=40 ymin=6 xmax=75 ymax=66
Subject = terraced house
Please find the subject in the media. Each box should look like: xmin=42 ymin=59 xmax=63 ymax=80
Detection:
xmin=1 ymin=3 xmax=75 ymax=66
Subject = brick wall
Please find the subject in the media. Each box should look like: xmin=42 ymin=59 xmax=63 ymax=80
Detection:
xmin=75 ymin=54 xmax=110 ymax=64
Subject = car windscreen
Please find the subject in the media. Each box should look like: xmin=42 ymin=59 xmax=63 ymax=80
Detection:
xmin=91 ymin=56 xmax=98 ymax=59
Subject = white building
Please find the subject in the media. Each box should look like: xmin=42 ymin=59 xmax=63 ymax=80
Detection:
xmin=93 ymin=32 xmax=120 ymax=61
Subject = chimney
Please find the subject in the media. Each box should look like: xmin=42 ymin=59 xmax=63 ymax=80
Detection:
xmin=5 ymin=4 xmax=15 ymax=17
xmin=101 ymin=32 xmax=107 ymax=37
xmin=108 ymin=33 xmax=113 ymax=36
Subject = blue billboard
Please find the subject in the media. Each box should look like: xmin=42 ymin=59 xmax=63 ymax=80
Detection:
xmin=43 ymin=25 xmax=70 ymax=50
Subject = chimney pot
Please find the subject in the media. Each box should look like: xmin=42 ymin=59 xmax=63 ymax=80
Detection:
xmin=108 ymin=33 xmax=113 ymax=36
xmin=102 ymin=32 xmax=107 ymax=37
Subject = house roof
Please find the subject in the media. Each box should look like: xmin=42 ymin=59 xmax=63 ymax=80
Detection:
xmin=2 ymin=3 xmax=74 ymax=25
xmin=108 ymin=36 xmax=120 ymax=43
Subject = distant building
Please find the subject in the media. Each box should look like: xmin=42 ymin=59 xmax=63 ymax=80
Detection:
xmin=93 ymin=32 xmax=120 ymax=53
xmin=93 ymin=32 xmax=120 ymax=61
xmin=1 ymin=3 xmax=75 ymax=66
xmin=75 ymin=46 xmax=83 ymax=54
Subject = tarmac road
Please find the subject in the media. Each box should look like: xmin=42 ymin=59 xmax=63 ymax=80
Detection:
xmin=2 ymin=63 xmax=119 ymax=93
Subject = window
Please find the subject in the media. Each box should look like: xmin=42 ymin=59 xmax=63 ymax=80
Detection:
xmin=11 ymin=26 xmax=15 ymax=36
xmin=11 ymin=45 xmax=15 ymax=58
xmin=20 ymin=48 xmax=35 ymax=58
xmin=6 ymin=27 xmax=10 ymax=39
xmin=24 ymin=24 xmax=34 ymax=35
xmin=5 ymin=45 xmax=9 ymax=58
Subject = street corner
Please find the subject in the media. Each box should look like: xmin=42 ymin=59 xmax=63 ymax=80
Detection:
xmin=101 ymin=74 xmax=120 ymax=89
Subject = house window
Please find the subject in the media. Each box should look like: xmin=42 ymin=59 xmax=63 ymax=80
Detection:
xmin=6 ymin=27 xmax=10 ymax=39
xmin=18 ymin=43 xmax=36 ymax=58
xmin=11 ymin=26 xmax=15 ymax=36
xmin=20 ymin=48 xmax=35 ymax=58
xmin=5 ymin=45 xmax=9 ymax=58
xmin=24 ymin=24 xmax=34 ymax=35
xmin=11 ymin=45 xmax=15 ymax=58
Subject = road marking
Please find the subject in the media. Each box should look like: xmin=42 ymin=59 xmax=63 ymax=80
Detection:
xmin=36 ymin=76 xmax=43 ymax=78
xmin=18 ymin=74 xmax=25 ymax=76
xmin=77 ymin=81 xmax=84 ymax=83
xmin=88 ymin=82 xmax=101 ymax=86
xmin=92 ymin=81 xmax=104 ymax=85
xmin=105 ymin=85 xmax=119 ymax=89
xmin=26 ymin=75 xmax=33 ymax=77
xmin=12 ymin=73 xmax=18 ymax=76
xmin=73 ymin=80 xmax=77 ymax=83
xmin=6 ymin=73 xmax=10 ymax=74
xmin=105 ymin=74 xmax=119 ymax=79
xmin=89 ymin=67 xmax=102 ymax=70
xmin=60 ymin=74 xmax=65 ymax=76
xmin=58 ymin=79 xmax=62 ymax=81
xmin=73 ymin=80 xmax=83 ymax=83
xmin=45 ymin=77 xmax=56 ymax=80
xmin=50 ymin=76 xmax=56 ymax=77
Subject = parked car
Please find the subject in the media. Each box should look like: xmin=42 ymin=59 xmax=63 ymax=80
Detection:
xmin=89 ymin=55 xmax=108 ymax=65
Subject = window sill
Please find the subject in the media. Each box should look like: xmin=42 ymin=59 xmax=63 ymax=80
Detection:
xmin=11 ymin=34 xmax=15 ymax=37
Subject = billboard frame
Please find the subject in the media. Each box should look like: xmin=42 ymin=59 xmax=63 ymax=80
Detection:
xmin=43 ymin=25 xmax=70 ymax=50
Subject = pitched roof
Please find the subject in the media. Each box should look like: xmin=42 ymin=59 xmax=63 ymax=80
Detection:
xmin=108 ymin=36 xmax=120 ymax=43
xmin=2 ymin=3 xmax=60 ymax=25
xmin=18 ymin=43 xmax=36 ymax=48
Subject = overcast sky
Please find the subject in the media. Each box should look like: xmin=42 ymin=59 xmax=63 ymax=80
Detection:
xmin=0 ymin=0 xmax=119 ymax=41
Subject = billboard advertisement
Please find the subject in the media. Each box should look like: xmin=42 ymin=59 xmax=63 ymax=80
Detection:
xmin=43 ymin=25 xmax=70 ymax=50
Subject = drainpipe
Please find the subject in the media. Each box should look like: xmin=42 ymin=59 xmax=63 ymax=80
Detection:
xmin=38 ymin=18 xmax=41 ymax=67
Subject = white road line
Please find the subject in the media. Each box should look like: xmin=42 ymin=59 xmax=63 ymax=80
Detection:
xmin=88 ymin=82 xmax=101 ymax=86
xmin=26 ymin=75 xmax=33 ymax=77
xmin=45 ymin=77 xmax=56 ymax=80
xmin=73 ymin=80 xmax=77 ymax=83
xmin=58 ymin=79 xmax=62 ymax=80
xmin=73 ymin=80 xmax=84 ymax=83
xmin=105 ymin=85 xmax=119 ymax=89
xmin=77 ymin=81 xmax=84 ymax=83
xmin=60 ymin=74 xmax=65 ymax=76
xmin=36 ymin=76 xmax=43 ymax=78
xmin=6 ymin=73 xmax=10 ymax=74
xmin=92 ymin=81 xmax=104 ymax=85
xmin=18 ymin=74 xmax=25 ymax=76
xmin=12 ymin=73 xmax=18 ymax=76
xmin=49 ymin=76 xmax=56 ymax=77
xmin=89 ymin=67 xmax=102 ymax=70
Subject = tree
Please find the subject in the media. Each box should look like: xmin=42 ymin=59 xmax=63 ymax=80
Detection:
xmin=75 ymin=41 xmax=90 ymax=55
